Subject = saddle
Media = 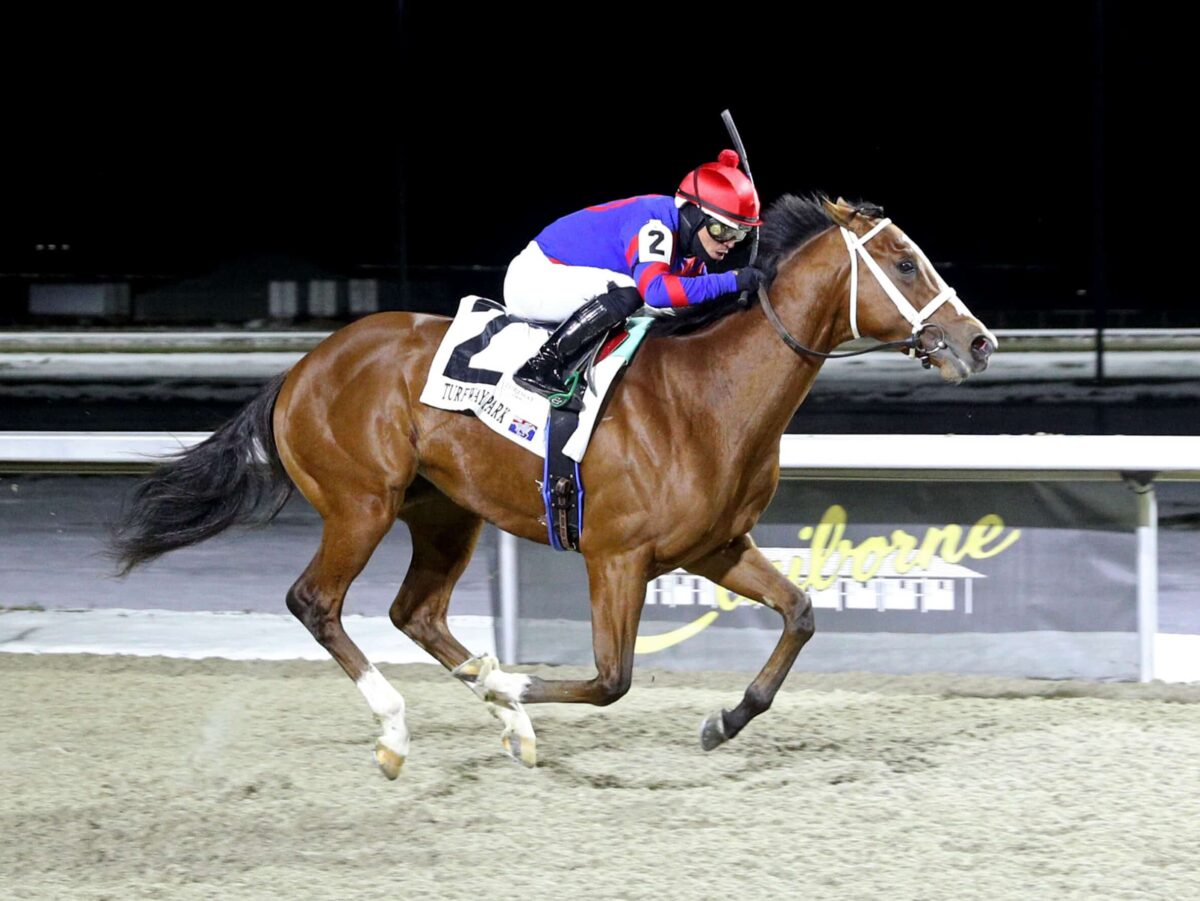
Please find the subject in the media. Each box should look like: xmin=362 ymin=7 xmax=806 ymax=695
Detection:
xmin=419 ymin=296 xmax=654 ymax=550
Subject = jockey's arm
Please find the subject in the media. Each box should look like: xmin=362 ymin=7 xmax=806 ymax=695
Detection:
xmin=628 ymin=218 xmax=740 ymax=309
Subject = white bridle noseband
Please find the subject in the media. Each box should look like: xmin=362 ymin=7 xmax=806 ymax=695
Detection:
xmin=841 ymin=219 xmax=994 ymax=357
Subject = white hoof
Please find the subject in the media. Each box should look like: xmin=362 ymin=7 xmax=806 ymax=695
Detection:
xmin=501 ymin=728 xmax=537 ymax=768
xmin=355 ymin=666 xmax=410 ymax=779
xmin=451 ymin=653 xmax=495 ymax=683
xmin=495 ymin=702 xmax=538 ymax=767
xmin=374 ymin=737 xmax=406 ymax=780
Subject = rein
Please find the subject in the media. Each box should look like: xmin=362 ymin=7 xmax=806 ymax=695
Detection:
xmin=758 ymin=289 xmax=934 ymax=360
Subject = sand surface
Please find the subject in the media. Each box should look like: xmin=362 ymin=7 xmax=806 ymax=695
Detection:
xmin=2 ymin=654 xmax=1199 ymax=900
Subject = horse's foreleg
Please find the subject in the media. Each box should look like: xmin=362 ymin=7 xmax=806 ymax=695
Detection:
xmin=685 ymin=534 xmax=814 ymax=750
xmin=286 ymin=504 xmax=408 ymax=778
xmin=517 ymin=549 xmax=651 ymax=707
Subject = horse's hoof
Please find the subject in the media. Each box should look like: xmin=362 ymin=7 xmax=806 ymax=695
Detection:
xmin=451 ymin=653 xmax=495 ymax=683
xmin=502 ymin=730 xmax=537 ymax=768
xmin=699 ymin=710 xmax=729 ymax=751
xmin=374 ymin=738 xmax=406 ymax=780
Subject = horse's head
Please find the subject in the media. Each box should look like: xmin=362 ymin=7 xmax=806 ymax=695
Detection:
xmin=821 ymin=196 xmax=997 ymax=382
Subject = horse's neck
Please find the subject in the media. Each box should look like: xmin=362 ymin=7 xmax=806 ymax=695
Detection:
xmin=679 ymin=238 xmax=848 ymax=448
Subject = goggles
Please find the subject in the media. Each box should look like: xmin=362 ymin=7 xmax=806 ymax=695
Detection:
xmin=705 ymin=218 xmax=753 ymax=244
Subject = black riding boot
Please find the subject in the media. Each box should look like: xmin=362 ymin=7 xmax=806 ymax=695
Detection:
xmin=514 ymin=286 xmax=642 ymax=398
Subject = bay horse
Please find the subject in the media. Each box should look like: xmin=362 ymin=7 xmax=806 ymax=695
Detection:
xmin=113 ymin=195 xmax=996 ymax=778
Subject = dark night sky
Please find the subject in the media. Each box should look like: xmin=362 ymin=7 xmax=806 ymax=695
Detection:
xmin=2 ymin=3 xmax=1194 ymax=319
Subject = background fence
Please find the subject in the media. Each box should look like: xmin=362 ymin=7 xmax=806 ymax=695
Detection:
xmin=2 ymin=432 xmax=1197 ymax=681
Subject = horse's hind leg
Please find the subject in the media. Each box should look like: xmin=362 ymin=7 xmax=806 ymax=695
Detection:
xmin=390 ymin=487 xmax=538 ymax=766
xmin=286 ymin=499 xmax=411 ymax=779
xmin=390 ymin=484 xmax=482 ymax=670
xmin=685 ymin=534 xmax=814 ymax=750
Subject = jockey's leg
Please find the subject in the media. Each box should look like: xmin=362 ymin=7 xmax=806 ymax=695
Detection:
xmin=684 ymin=534 xmax=815 ymax=750
xmin=513 ymin=285 xmax=643 ymax=397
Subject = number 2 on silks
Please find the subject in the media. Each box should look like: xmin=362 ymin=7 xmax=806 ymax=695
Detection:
xmin=638 ymin=220 xmax=674 ymax=264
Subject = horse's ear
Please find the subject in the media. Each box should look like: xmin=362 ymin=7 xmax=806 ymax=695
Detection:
xmin=824 ymin=196 xmax=858 ymax=228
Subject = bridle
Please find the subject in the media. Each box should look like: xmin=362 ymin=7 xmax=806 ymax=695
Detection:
xmin=758 ymin=218 xmax=981 ymax=367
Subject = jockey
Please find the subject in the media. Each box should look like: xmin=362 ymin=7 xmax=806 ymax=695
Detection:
xmin=504 ymin=149 xmax=765 ymax=397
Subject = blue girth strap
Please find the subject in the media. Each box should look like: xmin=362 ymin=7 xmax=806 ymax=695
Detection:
xmin=542 ymin=406 xmax=584 ymax=552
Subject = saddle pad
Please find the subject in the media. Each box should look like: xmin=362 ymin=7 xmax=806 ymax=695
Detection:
xmin=419 ymin=296 xmax=651 ymax=462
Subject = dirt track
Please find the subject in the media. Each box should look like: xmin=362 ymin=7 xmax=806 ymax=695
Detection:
xmin=2 ymin=654 xmax=1199 ymax=900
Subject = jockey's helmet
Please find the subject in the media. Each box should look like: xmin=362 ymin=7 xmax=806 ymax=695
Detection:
xmin=675 ymin=149 xmax=764 ymax=228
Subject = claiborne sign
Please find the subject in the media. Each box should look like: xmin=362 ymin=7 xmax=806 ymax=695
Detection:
xmin=794 ymin=503 xmax=1020 ymax=589
xmin=636 ymin=504 xmax=1022 ymax=654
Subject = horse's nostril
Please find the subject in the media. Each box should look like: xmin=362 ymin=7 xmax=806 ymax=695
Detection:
xmin=971 ymin=335 xmax=993 ymax=360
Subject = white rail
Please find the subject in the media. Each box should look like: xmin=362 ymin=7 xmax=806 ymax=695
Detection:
xmin=0 ymin=432 xmax=210 ymax=472
xmin=3 ymin=432 xmax=1198 ymax=477
xmin=776 ymin=434 xmax=1200 ymax=480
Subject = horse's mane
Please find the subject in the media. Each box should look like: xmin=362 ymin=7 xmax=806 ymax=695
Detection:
xmin=649 ymin=193 xmax=883 ymax=338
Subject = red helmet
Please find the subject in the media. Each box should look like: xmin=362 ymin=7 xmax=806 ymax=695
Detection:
xmin=675 ymin=149 xmax=763 ymax=228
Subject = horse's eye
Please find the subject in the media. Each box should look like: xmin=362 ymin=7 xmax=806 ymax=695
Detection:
xmin=897 ymin=258 xmax=916 ymax=275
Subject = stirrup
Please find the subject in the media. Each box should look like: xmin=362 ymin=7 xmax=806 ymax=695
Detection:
xmin=547 ymin=370 xmax=582 ymax=408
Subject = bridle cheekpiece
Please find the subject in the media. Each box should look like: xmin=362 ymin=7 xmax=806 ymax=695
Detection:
xmin=758 ymin=217 xmax=989 ymax=366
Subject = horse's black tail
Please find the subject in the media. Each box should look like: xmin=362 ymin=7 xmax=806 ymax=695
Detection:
xmin=110 ymin=371 xmax=294 ymax=575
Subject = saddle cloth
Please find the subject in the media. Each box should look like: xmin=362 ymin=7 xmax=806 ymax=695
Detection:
xmin=419 ymin=296 xmax=651 ymax=461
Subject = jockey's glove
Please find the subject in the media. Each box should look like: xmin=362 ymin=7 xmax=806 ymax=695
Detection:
xmin=735 ymin=267 xmax=765 ymax=293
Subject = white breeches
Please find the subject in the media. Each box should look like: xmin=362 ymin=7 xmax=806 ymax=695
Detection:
xmin=503 ymin=241 xmax=637 ymax=323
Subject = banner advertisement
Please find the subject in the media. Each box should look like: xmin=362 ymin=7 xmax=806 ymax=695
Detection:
xmin=513 ymin=481 xmax=1141 ymax=680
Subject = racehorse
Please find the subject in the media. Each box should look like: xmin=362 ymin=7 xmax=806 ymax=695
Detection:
xmin=112 ymin=194 xmax=996 ymax=779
